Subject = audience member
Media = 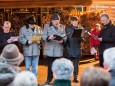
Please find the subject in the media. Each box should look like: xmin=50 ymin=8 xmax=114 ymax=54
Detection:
xmin=52 ymin=58 xmax=74 ymax=86
xmin=12 ymin=71 xmax=38 ymax=86
xmin=80 ymin=66 xmax=111 ymax=86
xmin=103 ymin=47 xmax=115 ymax=86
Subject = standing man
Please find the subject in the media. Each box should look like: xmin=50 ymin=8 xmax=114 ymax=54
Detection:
xmin=0 ymin=21 xmax=18 ymax=53
xmin=65 ymin=17 xmax=83 ymax=83
xmin=19 ymin=16 xmax=42 ymax=76
xmin=98 ymin=13 xmax=115 ymax=67
xmin=42 ymin=13 xmax=67 ymax=85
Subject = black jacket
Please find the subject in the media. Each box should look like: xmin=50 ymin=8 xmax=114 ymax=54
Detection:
xmin=0 ymin=31 xmax=18 ymax=52
xmin=99 ymin=22 xmax=115 ymax=54
xmin=65 ymin=25 xmax=82 ymax=58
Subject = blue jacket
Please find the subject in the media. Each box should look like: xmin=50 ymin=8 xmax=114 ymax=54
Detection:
xmin=65 ymin=25 xmax=82 ymax=58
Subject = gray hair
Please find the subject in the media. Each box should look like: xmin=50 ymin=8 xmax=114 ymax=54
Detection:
xmin=12 ymin=71 xmax=38 ymax=86
xmin=103 ymin=47 xmax=115 ymax=70
xmin=100 ymin=13 xmax=110 ymax=19
xmin=80 ymin=66 xmax=111 ymax=86
xmin=52 ymin=58 xmax=74 ymax=80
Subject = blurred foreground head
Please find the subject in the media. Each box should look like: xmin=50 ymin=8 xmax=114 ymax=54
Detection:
xmin=52 ymin=58 xmax=74 ymax=80
xmin=12 ymin=71 xmax=38 ymax=86
xmin=0 ymin=44 xmax=24 ymax=66
xmin=80 ymin=66 xmax=111 ymax=86
xmin=103 ymin=47 xmax=115 ymax=70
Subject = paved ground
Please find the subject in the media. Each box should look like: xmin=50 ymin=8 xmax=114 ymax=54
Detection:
xmin=20 ymin=56 xmax=99 ymax=86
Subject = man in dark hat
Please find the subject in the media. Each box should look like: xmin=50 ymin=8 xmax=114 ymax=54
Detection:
xmin=19 ymin=16 xmax=42 ymax=77
xmin=42 ymin=13 xmax=67 ymax=85
xmin=65 ymin=16 xmax=83 ymax=83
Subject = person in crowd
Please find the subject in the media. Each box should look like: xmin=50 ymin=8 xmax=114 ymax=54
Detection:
xmin=42 ymin=13 xmax=67 ymax=85
xmin=80 ymin=66 xmax=111 ymax=86
xmin=90 ymin=23 xmax=101 ymax=60
xmin=0 ymin=44 xmax=24 ymax=71
xmin=0 ymin=44 xmax=24 ymax=86
xmin=103 ymin=47 xmax=115 ymax=86
xmin=51 ymin=58 xmax=74 ymax=86
xmin=0 ymin=62 xmax=19 ymax=86
xmin=19 ymin=16 xmax=42 ymax=76
xmin=65 ymin=16 xmax=83 ymax=83
xmin=0 ymin=21 xmax=18 ymax=53
xmin=98 ymin=13 xmax=115 ymax=67
xmin=11 ymin=71 xmax=38 ymax=86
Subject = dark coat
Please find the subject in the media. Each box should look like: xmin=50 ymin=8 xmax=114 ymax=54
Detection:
xmin=52 ymin=79 xmax=71 ymax=86
xmin=65 ymin=25 xmax=82 ymax=58
xmin=99 ymin=22 xmax=115 ymax=54
xmin=0 ymin=31 xmax=18 ymax=52
xmin=109 ymin=70 xmax=115 ymax=86
xmin=0 ymin=62 xmax=20 ymax=86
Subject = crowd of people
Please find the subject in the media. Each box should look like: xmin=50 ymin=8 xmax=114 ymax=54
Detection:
xmin=0 ymin=13 xmax=115 ymax=86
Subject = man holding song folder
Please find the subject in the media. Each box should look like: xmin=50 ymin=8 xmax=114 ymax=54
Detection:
xmin=19 ymin=16 xmax=42 ymax=76
xmin=97 ymin=14 xmax=115 ymax=67
xmin=65 ymin=16 xmax=83 ymax=83
xmin=42 ymin=13 xmax=67 ymax=85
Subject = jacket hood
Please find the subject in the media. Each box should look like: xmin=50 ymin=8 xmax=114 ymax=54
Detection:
xmin=0 ymin=62 xmax=20 ymax=86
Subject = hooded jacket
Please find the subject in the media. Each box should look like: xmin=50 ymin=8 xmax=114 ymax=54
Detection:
xmin=0 ymin=62 xmax=20 ymax=86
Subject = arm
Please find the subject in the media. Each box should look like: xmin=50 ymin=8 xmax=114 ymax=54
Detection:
xmin=19 ymin=27 xmax=28 ymax=45
xmin=42 ymin=24 xmax=55 ymax=42
xmin=102 ymin=29 xmax=115 ymax=43
xmin=42 ymin=24 xmax=49 ymax=42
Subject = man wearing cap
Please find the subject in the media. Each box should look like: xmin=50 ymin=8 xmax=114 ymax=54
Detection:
xmin=0 ymin=21 xmax=18 ymax=53
xmin=19 ymin=16 xmax=42 ymax=76
xmin=65 ymin=16 xmax=83 ymax=83
xmin=42 ymin=13 xmax=67 ymax=85
xmin=97 ymin=13 xmax=115 ymax=67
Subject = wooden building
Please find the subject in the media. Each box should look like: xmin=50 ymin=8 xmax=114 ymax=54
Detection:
xmin=89 ymin=0 xmax=115 ymax=20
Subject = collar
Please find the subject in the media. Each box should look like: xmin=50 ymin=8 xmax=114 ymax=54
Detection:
xmin=53 ymin=79 xmax=71 ymax=84
xmin=103 ymin=21 xmax=112 ymax=28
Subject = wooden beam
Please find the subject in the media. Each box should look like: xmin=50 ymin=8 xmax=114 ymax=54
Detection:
xmin=0 ymin=0 xmax=92 ymax=8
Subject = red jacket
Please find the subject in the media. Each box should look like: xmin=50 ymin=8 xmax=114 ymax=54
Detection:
xmin=91 ymin=29 xmax=100 ymax=47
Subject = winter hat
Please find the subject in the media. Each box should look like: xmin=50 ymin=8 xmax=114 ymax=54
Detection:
xmin=0 ymin=44 xmax=24 ymax=65
xmin=52 ymin=13 xmax=60 ymax=20
xmin=27 ymin=16 xmax=36 ymax=24
xmin=70 ymin=16 xmax=78 ymax=21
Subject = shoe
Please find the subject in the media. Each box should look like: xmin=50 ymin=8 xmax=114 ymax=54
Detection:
xmin=73 ymin=79 xmax=79 ymax=83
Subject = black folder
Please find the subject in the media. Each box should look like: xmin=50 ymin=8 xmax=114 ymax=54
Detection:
xmin=72 ymin=29 xmax=82 ymax=38
xmin=53 ymin=35 xmax=63 ymax=41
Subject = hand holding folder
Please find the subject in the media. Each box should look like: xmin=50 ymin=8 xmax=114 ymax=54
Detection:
xmin=10 ymin=36 xmax=19 ymax=42
xmin=53 ymin=35 xmax=63 ymax=41
xmin=31 ymin=36 xmax=41 ymax=42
